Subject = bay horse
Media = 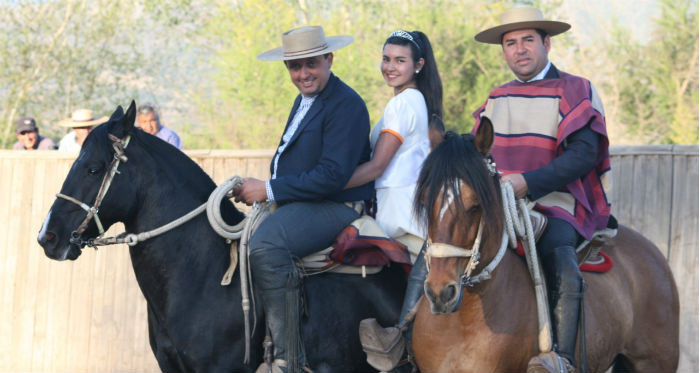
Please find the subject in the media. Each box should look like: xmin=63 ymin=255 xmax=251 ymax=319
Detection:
xmin=411 ymin=122 xmax=679 ymax=372
xmin=37 ymin=102 xmax=406 ymax=372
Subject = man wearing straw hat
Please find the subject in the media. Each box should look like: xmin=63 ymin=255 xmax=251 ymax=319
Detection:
xmin=472 ymin=6 xmax=611 ymax=373
xmin=58 ymin=109 xmax=107 ymax=152
xmin=233 ymin=25 xmax=373 ymax=373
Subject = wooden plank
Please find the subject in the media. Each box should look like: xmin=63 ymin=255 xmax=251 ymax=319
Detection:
xmin=28 ymin=157 xmax=49 ymax=372
xmin=64 ymin=240 xmax=97 ymax=372
xmin=629 ymin=154 xmax=673 ymax=256
xmin=609 ymin=154 xmax=635 ymax=225
xmin=0 ymin=157 xmax=15 ymax=371
xmin=30 ymin=157 xmax=61 ymax=372
xmin=668 ymin=152 xmax=699 ymax=373
xmin=86 ymin=237 xmax=110 ymax=372
xmin=9 ymin=157 xmax=36 ymax=372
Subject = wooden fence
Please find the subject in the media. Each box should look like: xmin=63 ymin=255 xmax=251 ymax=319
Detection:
xmin=0 ymin=145 xmax=696 ymax=372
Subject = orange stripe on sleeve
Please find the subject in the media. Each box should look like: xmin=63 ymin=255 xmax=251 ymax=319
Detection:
xmin=380 ymin=129 xmax=404 ymax=144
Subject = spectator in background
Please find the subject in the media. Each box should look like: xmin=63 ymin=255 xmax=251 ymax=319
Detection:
xmin=13 ymin=116 xmax=57 ymax=150
xmin=58 ymin=109 xmax=107 ymax=152
xmin=136 ymin=104 xmax=182 ymax=149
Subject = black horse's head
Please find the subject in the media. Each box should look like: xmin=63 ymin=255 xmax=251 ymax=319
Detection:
xmin=38 ymin=102 xmax=140 ymax=260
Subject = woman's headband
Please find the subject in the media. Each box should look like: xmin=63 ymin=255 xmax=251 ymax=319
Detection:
xmin=388 ymin=30 xmax=422 ymax=55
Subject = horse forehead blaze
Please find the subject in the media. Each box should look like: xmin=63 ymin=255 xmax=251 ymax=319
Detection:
xmin=430 ymin=180 xmax=479 ymax=242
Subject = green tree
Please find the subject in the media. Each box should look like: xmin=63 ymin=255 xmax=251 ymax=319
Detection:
xmin=0 ymin=0 xmax=209 ymax=148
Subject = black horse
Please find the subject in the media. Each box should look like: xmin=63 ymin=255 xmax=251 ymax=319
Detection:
xmin=37 ymin=102 xmax=406 ymax=372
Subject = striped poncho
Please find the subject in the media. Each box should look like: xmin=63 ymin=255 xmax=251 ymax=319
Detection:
xmin=473 ymin=69 xmax=612 ymax=240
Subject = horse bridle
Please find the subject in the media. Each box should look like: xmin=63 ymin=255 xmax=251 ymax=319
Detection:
xmin=424 ymin=156 xmax=509 ymax=287
xmin=56 ymin=133 xmax=131 ymax=248
xmin=425 ymin=219 xmax=484 ymax=284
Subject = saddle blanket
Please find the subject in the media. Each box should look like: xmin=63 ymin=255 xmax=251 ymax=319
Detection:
xmin=515 ymin=242 xmax=613 ymax=273
xmin=300 ymin=215 xmax=414 ymax=274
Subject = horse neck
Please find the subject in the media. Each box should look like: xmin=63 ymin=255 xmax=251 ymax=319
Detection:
xmin=465 ymin=247 xmax=535 ymax=319
xmin=122 ymin=151 xmax=233 ymax=297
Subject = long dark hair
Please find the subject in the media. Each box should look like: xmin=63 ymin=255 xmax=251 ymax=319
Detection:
xmin=384 ymin=30 xmax=443 ymax=123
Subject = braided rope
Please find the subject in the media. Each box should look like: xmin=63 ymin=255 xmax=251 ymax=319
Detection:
xmin=501 ymin=181 xmax=552 ymax=353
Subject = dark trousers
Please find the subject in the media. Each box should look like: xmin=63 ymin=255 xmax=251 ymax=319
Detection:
xmin=248 ymin=200 xmax=359 ymax=369
xmin=537 ymin=217 xmax=584 ymax=365
xmin=249 ymin=200 xmax=360 ymax=290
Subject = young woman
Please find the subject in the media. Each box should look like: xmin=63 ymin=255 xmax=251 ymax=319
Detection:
xmin=348 ymin=30 xmax=443 ymax=372
xmin=346 ymin=29 xmax=443 ymax=259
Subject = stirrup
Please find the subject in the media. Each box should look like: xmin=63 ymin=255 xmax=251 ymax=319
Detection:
xmin=255 ymin=359 xmax=287 ymax=373
xmin=527 ymin=351 xmax=575 ymax=373
xmin=359 ymin=318 xmax=405 ymax=371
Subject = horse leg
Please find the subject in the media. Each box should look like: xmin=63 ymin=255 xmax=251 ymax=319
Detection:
xmin=146 ymin=305 xmax=188 ymax=372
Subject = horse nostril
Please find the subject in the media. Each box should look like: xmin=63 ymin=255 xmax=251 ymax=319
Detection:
xmin=440 ymin=284 xmax=458 ymax=304
xmin=38 ymin=231 xmax=56 ymax=245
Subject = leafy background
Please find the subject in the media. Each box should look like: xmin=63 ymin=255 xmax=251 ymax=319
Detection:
xmin=0 ymin=0 xmax=697 ymax=149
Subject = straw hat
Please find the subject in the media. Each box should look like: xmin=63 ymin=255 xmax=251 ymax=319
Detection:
xmin=475 ymin=7 xmax=571 ymax=44
xmin=257 ymin=25 xmax=353 ymax=61
xmin=58 ymin=109 xmax=108 ymax=128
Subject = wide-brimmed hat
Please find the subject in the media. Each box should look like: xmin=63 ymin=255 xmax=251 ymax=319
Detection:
xmin=257 ymin=25 xmax=353 ymax=61
xmin=58 ymin=109 xmax=108 ymax=128
xmin=475 ymin=7 xmax=571 ymax=44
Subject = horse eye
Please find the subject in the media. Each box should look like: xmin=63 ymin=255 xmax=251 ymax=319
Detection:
xmin=87 ymin=164 xmax=104 ymax=175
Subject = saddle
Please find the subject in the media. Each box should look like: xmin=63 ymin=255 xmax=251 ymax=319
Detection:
xmin=514 ymin=212 xmax=617 ymax=273
xmin=299 ymin=215 xmax=415 ymax=276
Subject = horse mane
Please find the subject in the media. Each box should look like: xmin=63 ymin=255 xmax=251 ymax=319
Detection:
xmin=92 ymin=120 xmax=244 ymax=224
xmin=414 ymin=131 xmax=503 ymax=241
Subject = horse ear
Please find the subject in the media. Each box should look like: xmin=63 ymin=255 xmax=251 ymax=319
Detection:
xmin=474 ymin=116 xmax=494 ymax=156
xmin=124 ymin=100 xmax=136 ymax=132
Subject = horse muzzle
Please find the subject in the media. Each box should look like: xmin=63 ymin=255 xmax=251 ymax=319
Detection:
xmin=424 ymin=281 xmax=463 ymax=315
xmin=37 ymin=212 xmax=83 ymax=261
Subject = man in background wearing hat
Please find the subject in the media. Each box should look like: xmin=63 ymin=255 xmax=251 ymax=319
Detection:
xmin=233 ymin=26 xmax=373 ymax=373
xmin=58 ymin=109 xmax=107 ymax=152
xmin=13 ymin=116 xmax=57 ymax=150
xmin=472 ymin=6 xmax=611 ymax=373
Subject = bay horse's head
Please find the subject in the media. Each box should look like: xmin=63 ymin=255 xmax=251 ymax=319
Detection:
xmin=414 ymin=118 xmax=503 ymax=314
xmin=37 ymin=102 xmax=139 ymax=260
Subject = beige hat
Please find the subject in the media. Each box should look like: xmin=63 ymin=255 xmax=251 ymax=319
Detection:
xmin=257 ymin=25 xmax=353 ymax=61
xmin=59 ymin=109 xmax=108 ymax=128
xmin=475 ymin=7 xmax=571 ymax=44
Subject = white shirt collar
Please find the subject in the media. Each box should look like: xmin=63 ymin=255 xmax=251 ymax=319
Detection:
xmin=515 ymin=61 xmax=552 ymax=83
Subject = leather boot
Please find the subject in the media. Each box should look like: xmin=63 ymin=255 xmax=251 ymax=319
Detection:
xmin=360 ymin=247 xmax=427 ymax=371
xmin=256 ymin=272 xmax=306 ymax=373
xmin=528 ymin=246 xmax=582 ymax=373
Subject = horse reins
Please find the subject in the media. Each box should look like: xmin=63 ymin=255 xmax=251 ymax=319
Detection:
xmin=57 ymin=134 xmax=131 ymax=248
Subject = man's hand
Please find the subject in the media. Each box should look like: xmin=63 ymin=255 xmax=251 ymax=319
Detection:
xmin=232 ymin=178 xmax=268 ymax=206
xmin=501 ymin=173 xmax=528 ymax=199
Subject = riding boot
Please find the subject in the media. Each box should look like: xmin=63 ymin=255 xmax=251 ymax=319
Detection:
xmin=256 ymin=271 xmax=307 ymax=373
xmin=528 ymin=246 xmax=582 ymax=373
xmin=360 ymin=247 xmax=427 ymax=371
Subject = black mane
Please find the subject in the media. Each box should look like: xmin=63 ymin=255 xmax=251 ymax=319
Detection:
xmin=414 ymin=131 xmax=503 ymax=239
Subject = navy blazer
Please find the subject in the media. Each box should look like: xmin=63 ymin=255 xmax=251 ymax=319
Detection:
xmin=269 ymin=73 xmax=374 ymax=205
